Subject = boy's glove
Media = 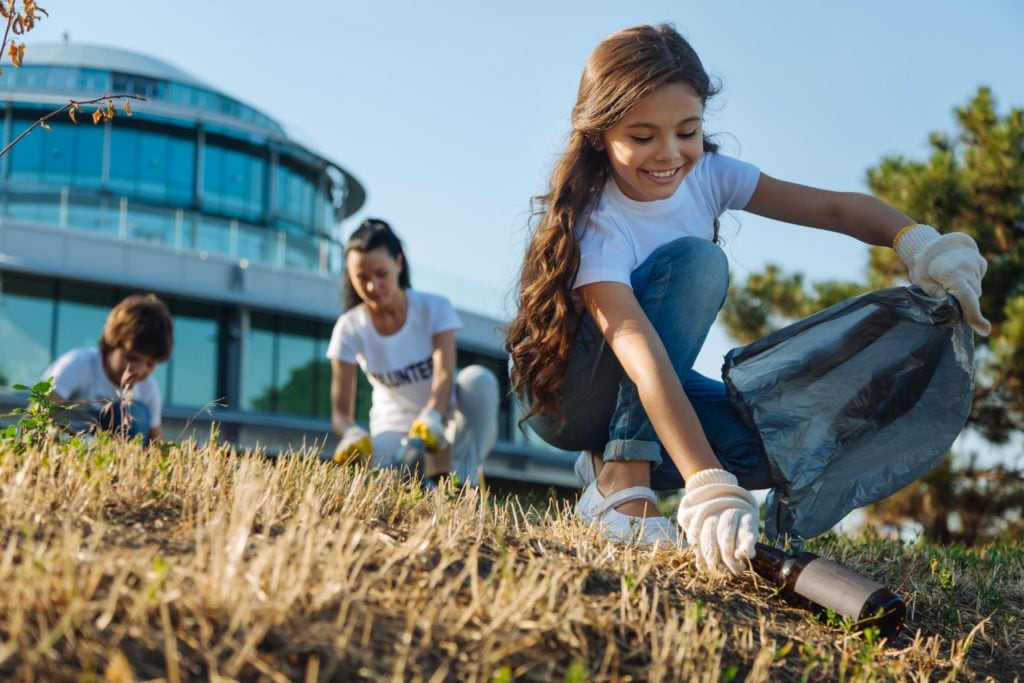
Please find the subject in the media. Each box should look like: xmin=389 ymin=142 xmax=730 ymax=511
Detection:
xmin=677 ymin=469 xmax=759 ymax=575
xmin=333 ymin=425 xmax=373 ymax=465
xmin=408 ymin=408 xmax=447 ymax=453
xmin=894 ymin=224 xmax=991 ymax=336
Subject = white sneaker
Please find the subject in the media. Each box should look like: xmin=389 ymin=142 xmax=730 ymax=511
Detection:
xmin=574 ymin=450 xmax=597 ymax=487
xmin=576 ymin=480 xmax=680 ymax=546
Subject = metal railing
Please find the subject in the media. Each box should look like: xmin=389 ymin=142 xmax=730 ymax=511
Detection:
xmin=3 ymin=189 xmax=337 ymax=275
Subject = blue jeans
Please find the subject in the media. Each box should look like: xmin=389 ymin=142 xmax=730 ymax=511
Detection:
xmin=526 ymin=237 xmax=775 ymax=491
xmin=98 ymin=399 xmax=152 ymax=445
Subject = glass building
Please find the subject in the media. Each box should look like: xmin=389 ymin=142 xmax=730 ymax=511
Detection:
xmin=0 ymin=43 xmax=573 ymax=486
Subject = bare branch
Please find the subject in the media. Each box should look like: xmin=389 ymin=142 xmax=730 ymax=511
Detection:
xmin=0 ymin=93 xmax=146 ymax=158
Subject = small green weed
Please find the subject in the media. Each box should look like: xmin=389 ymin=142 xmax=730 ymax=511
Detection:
xmin=1 ymin=378 xmax=67 ymax=456
xmin=563 ymin=660 xmax=590 ymax=683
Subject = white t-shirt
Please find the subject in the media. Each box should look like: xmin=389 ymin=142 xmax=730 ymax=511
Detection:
xmin=42 ymin=347 xmax=163 ymax=428
xmin=575 ymin=152 xmax=761 ymax=288
xmin=326 ymin=290 xmax=462 ymax=435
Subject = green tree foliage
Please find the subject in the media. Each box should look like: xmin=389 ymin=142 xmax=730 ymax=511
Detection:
xmin=866 ymin=457 xmax=1024 ymax=543
xmin=250 ymin=360 xmax=372 ymax=425
xmin=718 ymin=266 xmax=871 ymax=344
xmin=722 ymin=87 xmax=1024 ymax=442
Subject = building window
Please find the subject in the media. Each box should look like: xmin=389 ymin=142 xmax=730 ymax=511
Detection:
xmin=77 ymin=68 xmax=111 ymax=93
xmin=53 ymin=282 xmax=117 ymax=358
xmin=38 ymin=123 xmax=74 ymax=183
xmin=0 ymin=274 xmax=55 ymax=388
xmin=5 ymin=118 xmax=44 ymax=182
xmin=111 ymin=72 xmax=165 ymax=99
xmin=274 ymin=162 xmax=319 ymax=227
xmin=109 ymin=127 xmax=195 ymax=204
xmin=277 ymin=321 xmax=320 ymax=416
xmin=202 ymin=141 xmax=265 ymax=221
xmin=7 ymin=115 xmax=104 ymax=189
xmin=275 ymin=220 xmax=322 ymax=271
xmin=163 ymin=301 xmax=221 ymax=409
xmin=243 ymin=313 xmax=335 ymax=418
xmin=243 ymin=314 xmax=276 ymax=413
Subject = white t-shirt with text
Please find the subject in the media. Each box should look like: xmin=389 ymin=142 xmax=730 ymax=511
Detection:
xmin=326 ymin=290 xmax=462 ymax=435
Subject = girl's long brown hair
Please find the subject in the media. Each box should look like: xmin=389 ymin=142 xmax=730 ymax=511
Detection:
xmin=506 ymin=24 xmax=720 ymax=422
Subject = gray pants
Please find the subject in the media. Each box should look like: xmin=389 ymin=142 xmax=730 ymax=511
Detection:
xmin=372 ymin=364 xmax=500 ymax=486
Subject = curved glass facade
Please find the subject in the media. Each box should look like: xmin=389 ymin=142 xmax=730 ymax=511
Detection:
xmin=4 ymin=64 xmax=284 ymax=134
xmin=0 ymin=45 xmax=529 ymax=462
xmin=2 ymin=107 xmax=348 ymax=274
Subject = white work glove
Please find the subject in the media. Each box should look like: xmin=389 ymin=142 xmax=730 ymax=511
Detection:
xmin=676 ymin=469 xmax=759 ymax=575
xmin=333 ymin=425 xmax=373 ymax=465
xmin=408 ymin=408 xmax=447 ymax=453
xmin=894 ymin=224 xmax=991 ymax=336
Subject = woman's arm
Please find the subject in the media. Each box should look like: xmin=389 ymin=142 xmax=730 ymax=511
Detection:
xmin=578 ymin=281 xmax=721 ymax=479
xmin=744 ymin=173 xmax=914 ymax=246
xmin=425 ymin=329 xmax=456 ymax=415
xmin=329 ymin=359 xmax=360 ymax=437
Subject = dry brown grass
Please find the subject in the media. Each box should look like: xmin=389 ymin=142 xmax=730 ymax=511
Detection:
xmin=0 ymin=435 xmax=1020 ymax=682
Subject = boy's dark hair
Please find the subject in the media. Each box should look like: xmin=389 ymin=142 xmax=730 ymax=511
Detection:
xmin=342 ymin=218 xmax=412 ymax=310
xmin=99 ymin=293 xmax=174 ymax=362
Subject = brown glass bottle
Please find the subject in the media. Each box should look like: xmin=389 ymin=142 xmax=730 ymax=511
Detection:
xmin=750 ymin=542 xmax=906 ymax=639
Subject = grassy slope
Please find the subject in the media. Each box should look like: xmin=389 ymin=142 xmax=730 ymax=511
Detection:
xmin=0 ymin=437 xmax=1020 ymax=682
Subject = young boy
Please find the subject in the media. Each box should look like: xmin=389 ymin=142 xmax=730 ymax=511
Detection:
xmin=42 ymin=293 xmax=174 ymax=443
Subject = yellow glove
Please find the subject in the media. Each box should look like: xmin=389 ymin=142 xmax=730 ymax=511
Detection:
xmin=408 ymin=408 xmax=447 ymax=453
xmin=333 ymin=425 xmax=373 ymax=466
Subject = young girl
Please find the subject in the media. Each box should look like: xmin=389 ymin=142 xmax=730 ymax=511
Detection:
xmin=327 ymin=219 xmax=500 ymax=486
xmin=506 ymin=24 xmax=989 ymax=574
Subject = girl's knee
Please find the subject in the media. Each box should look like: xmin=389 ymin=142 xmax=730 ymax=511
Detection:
xmin=657 ymin=236 xmax=727 ymax=270
xmin=639 ymin=237 xmax=729 ymax=299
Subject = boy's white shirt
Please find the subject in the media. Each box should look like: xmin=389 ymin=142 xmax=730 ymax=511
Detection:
xmin=575 ymin=152 xmax=761 ymax=289
xmin=326 ymin=289 xmax=462 ymax=435
xmin=43 ymin=347 xmax=163 ymax=427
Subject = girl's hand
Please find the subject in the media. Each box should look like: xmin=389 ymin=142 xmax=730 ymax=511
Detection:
xmin=894 ymin=224 xmax=991 ymax=336
xmin=334 ymin=425 xmax=373 ymax=465
xmin=409 ymin=408 xmax=447 ymax=453
xmin=676 ymin=469 xmax=759 ymax=575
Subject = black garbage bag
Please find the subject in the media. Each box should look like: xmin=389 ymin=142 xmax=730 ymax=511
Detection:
xmin=722 ymin=286 xmax=974 ymax=540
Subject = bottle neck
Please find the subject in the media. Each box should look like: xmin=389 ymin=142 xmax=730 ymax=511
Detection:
xmin=750 ymin=542 xmax=787 ymax=578
xmin=751 ymin=542 xmax=818 ymax=587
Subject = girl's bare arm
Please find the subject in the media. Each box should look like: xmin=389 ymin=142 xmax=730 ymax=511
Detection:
xmin=578 ymin=281 xmax=721 ymax=479
xmin=744 ymin=173 xmax=914 ymax=246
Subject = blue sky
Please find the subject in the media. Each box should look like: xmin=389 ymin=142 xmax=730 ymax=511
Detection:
xmin=21 ymin=0 xmax=1024 ymax=376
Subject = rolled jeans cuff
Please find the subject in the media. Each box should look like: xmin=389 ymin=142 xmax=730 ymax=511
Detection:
xmin=603 ymin=438 xmax=662 ymax=464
